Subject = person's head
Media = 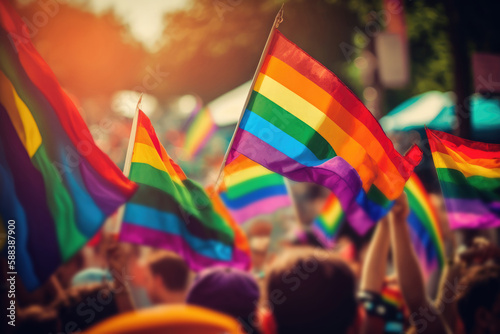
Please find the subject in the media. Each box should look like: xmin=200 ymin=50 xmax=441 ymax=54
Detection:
xmin=457 ymin=264 xmax=500 ymax=334
xmin=186 ymin=266 xmax=260 ymax=333
xmin=247 ymin=220 xmax=273 ymax=271
xmin=266 ymin=247 xmax=357 ymax=334
xmin=143 ymin=250 xmax=190 ymax=304
xmin=15 ymin=305 xmax=58 ymax=334
xmin=58 ymin=283 xmax=118 ymax=333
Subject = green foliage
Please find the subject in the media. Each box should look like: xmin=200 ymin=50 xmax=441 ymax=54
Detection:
xmin=405 ymin=1 xmax=453 ymax=95
xmin=343 ymin=0 xmax=454 ymax=111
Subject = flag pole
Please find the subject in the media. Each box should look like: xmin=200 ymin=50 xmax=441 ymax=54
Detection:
xmin=213 ymin=4 xmax=284 ymax=191
xmin=113 ymin=94 xmax=143 ymax=238
xmin=283 ymin=177 xmax=301 ymax=225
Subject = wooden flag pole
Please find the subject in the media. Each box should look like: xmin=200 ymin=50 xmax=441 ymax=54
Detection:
xmin=123 ymin=94 xmax=143 ymax=179
xmin=113 ymin=94 xmax=143 ymax=237
xmin=213 ymin=4 xmax=284 ymax=192
xmin=283 ymin=177 xmax=301 ymax=225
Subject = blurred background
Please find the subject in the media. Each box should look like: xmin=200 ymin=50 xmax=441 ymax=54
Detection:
xmin=11 ymin=0 xmax=500 ymax=223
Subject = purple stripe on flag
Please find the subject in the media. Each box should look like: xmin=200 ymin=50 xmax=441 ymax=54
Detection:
xmin=228 ymin=195 xmax=291 ymax=223
xmin=311 ymin=224 xmax=335 ymax=249
xmin=445 ymin=198 xmax=500 ymax=229
xmin=80 ymin=159 xmax=130 ymax=215
xmin=230 ymin=129 xmax=362 ymax=212
xmin=120 ymin=223 xmax=250 ymax=271
xmin=445 ymin=198 xmax=500 ymax=215
xmin=343 ymin=202 xmax=377 ymax=235
xmin=447 ymin=212 xmax=500 ymax=229
xmin=0 ymin=105 xmax=61 ymax=281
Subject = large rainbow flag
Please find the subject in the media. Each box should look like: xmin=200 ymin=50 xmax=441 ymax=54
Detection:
xmin=312 ymin=193 xmax=344 ymax=244
xmin=0 ymin=1 xmax=137 ymax=290
xmin=183 ymin=106 xmax=217 ymax=160
xmin=120 ymin=110 xmax=250 ymax=271
xmin=226 ymin=30 xmax=422 ymax=234
xmin=405 ymin=174 xmax=445 ymax=275
xmin=427 ymin=128 xmax=500 ymax=229
xmin=219 ymin=153 xmax=291 ymax=224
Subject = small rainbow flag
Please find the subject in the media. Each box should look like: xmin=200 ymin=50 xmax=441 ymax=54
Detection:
xmin=427 ymin=128 xmax=500 ymax=229
xmin=381 ymin=286 xmax=405 ymax=310
xmin=183 ymin=106 xmax=217 ymax=160
xmin=405 ymin=174 xmax=445 ymax=274
xmin=227 ymin=30 xmax=422 ymax=234
xmin=312 ymin=193 xmax=345 ymax=243
xmin=0 ymin=1 xmax=137 ymax=290
xmin=120 ymin=110 xmax=250 ymax=271
xmin=219 ymin=154 xmax=291 ymax=224
xmin=380 ymin=284 xmax=405 ymax=333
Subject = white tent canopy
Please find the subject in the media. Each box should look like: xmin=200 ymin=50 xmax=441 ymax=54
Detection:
xmin=207 ymin=81 xmax=252 ymax=127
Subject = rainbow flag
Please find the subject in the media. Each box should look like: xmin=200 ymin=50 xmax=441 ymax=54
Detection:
xmin=219 ymin=154 xmax=291 ymax=224
xmin=0 ymin=1 xmax=137 ymax=290
xmin=427 ymin=128 xmax=500 ymax=229
xmin=227 ymin=30 xmax=422 ymax=234
xmin=380 ymin=285 xmax=405 ymax=333
xmin=312 ymin=193 xmax=345 ymax=243
xmin=381 ymin=286 xmax=405 ymax=310
xmin=183 ymin=106 xmax=217 ymax=160
xmin=405 ymin=174 xmax=445 ymax=275
xmin=120 ymin=110 xmax=250 ymax=271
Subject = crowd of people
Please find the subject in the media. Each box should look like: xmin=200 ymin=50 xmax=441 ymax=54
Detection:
xmin=4 ymin=193 xmax=500 ymax=334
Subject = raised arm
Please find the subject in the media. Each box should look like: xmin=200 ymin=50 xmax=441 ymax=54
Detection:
xmin=360 ymin=217 xmax=390 ymax=292
xmin=359 ymin=218 xmax=391 ymax=334
xmin=433 ymin=258 xmax=462 ymax=333
xmin=389 ymin=193 xmax=450 ymax=334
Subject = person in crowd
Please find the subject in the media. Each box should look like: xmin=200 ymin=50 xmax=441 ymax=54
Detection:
xmin=13 ymin=305 xmax=58 ymax=334
xmin=71 ymin=267 xmax=113 ymax=287
xmin=358 ymin=217 xmax=406 ymax=334
xmin=51 ymin=242 xmax=135 ymax=333
xmin=457 ymin=264 xmax=500 ymax=334
xmin=13 ymin=191 xmax=500 ymax=334
xmin=265 ymin=247 xmax=358 ymax=334
xmin=142 ymin=250 xmax=191 ymax=304
xmin=186 ymin=266 xmax=261 ymax=334
xmin=388 ymin=193 xmax=451 ymax=334
xmin=57 ymin=283 xmax=119 ymax=333
xmin=247 ymin=219 xmax=273 ymax=274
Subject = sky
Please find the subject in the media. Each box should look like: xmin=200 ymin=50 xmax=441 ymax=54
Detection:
xmin=19 ymin=0 xmax=192 ymax=51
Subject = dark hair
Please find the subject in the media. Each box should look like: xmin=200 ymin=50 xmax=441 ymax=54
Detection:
xmin=457 ymin=264 xmax=500 ymax=334
xmin=148 ymin=251 xmax=189 ymax=291
xmin=266 ymin=247 xmax=357 ymax=334
xmin=58 ymin=283 xmax=118 ymax=333
xmin=15 ymin=305 xmax=58 ymax=334
xmin=186 ymin=266 xmax=261 ymax=334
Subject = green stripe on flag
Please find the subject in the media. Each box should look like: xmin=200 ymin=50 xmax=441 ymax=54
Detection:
xmin=32 ymin=145 xmax=87 ymax=260
xmin=248 ymin=91 xmax=336 ymax=161
xmin=129 ymin=162 xmax=235 ymax=239
xmin=226 ymin=173 xmax=285 ymax=199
